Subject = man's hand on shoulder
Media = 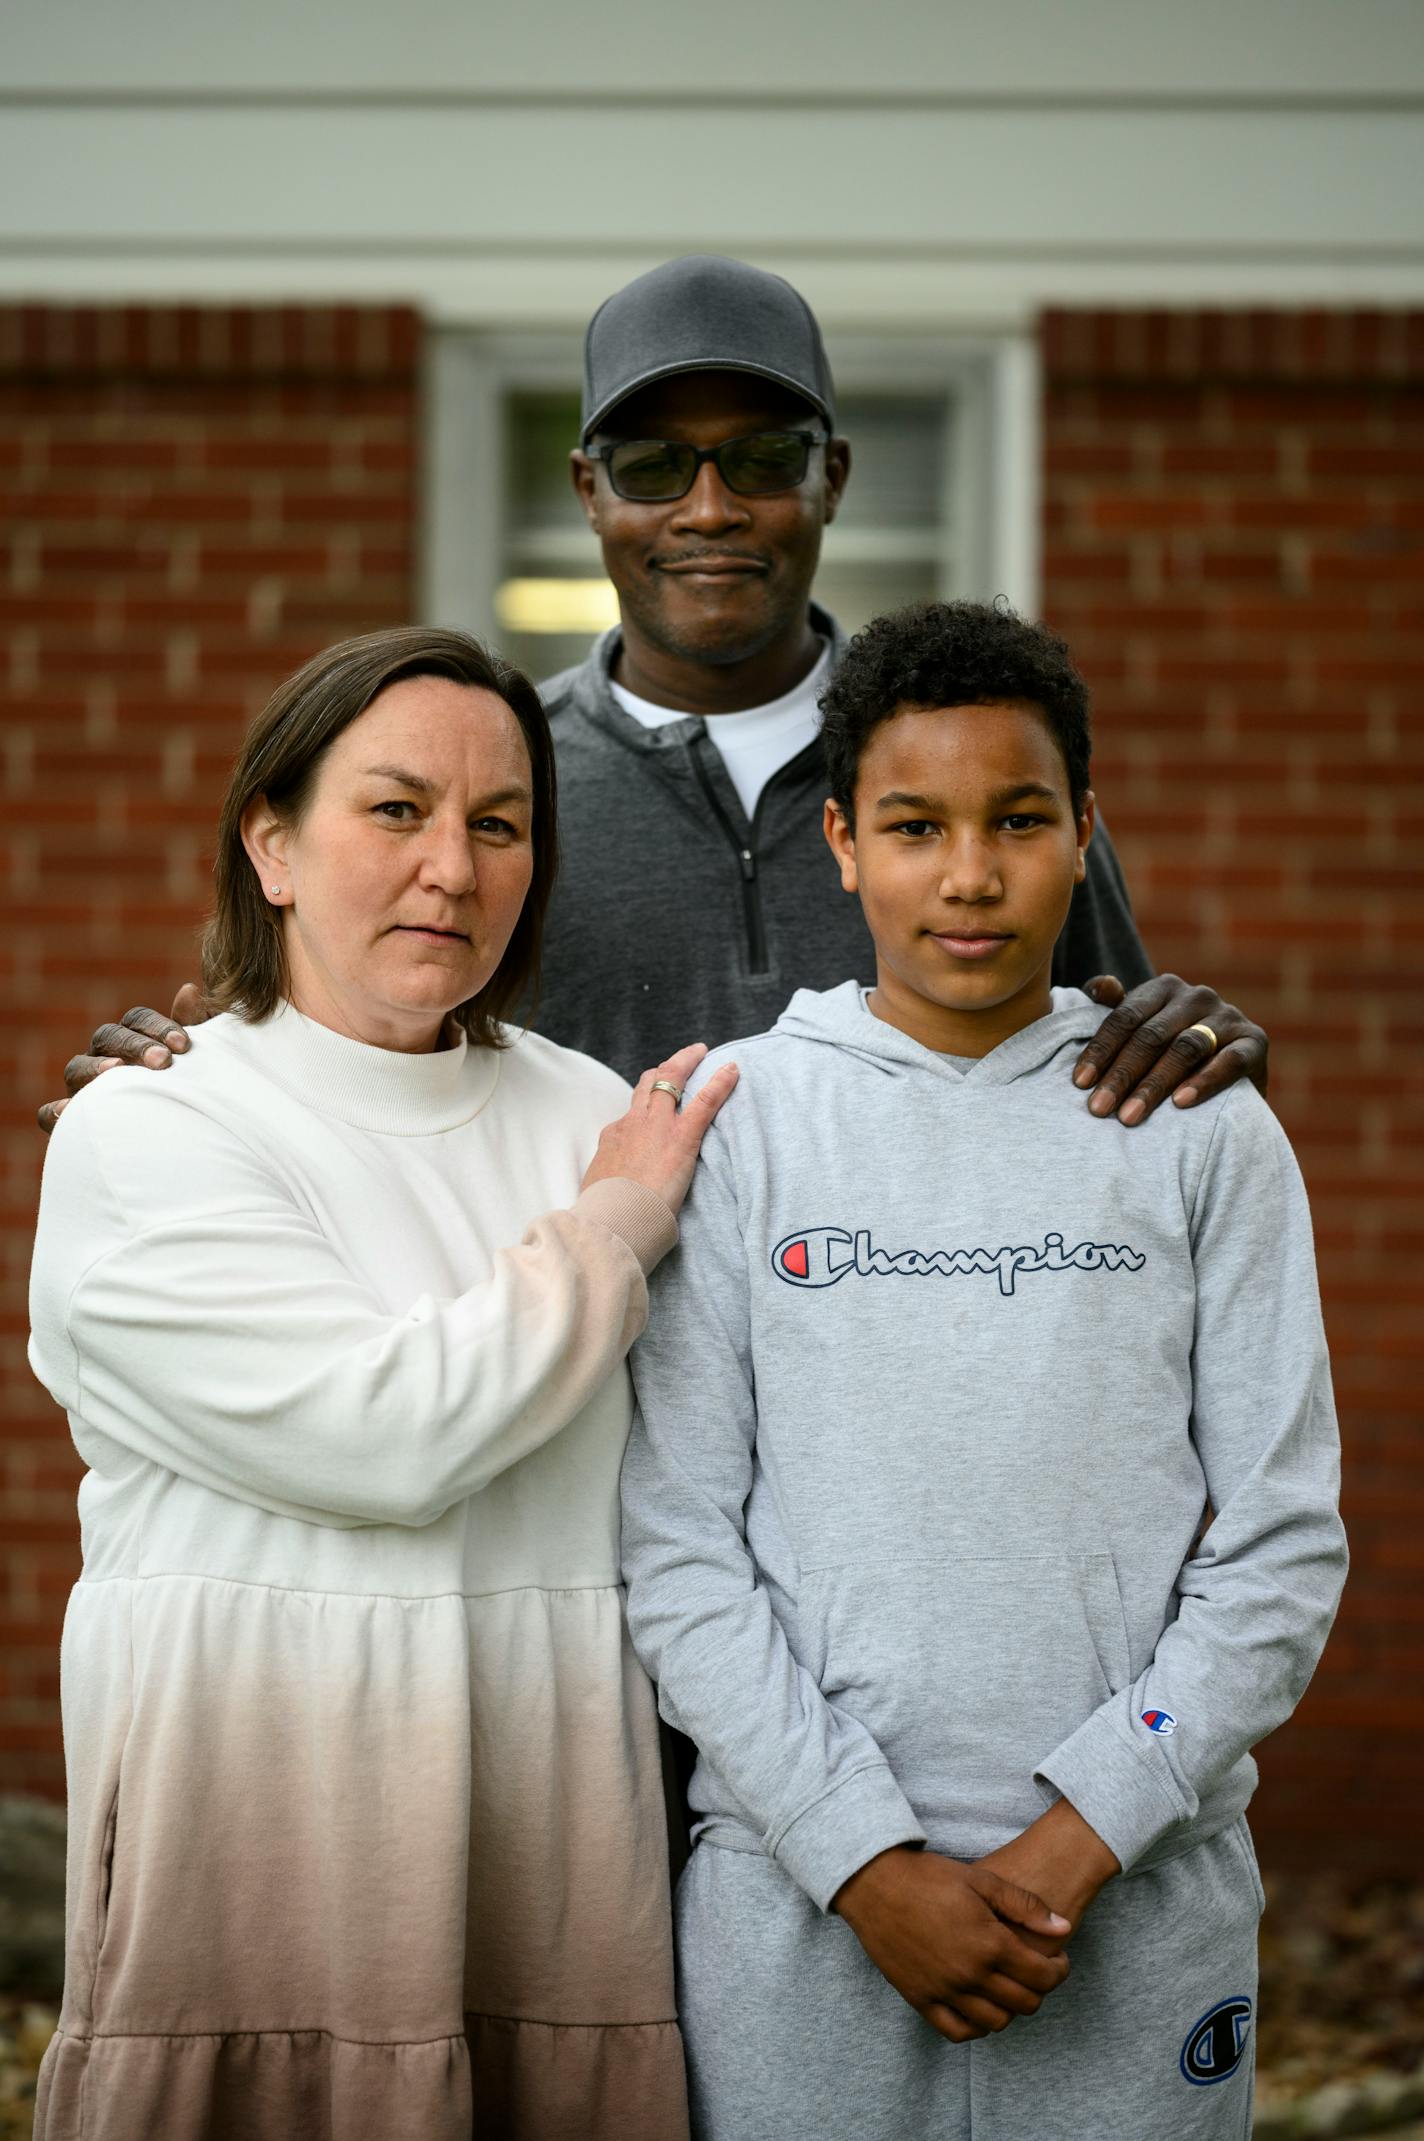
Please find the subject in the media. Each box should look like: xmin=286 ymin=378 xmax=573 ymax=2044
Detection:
xmin=1072 ymin=974 xmax=1268 ymax=1127
xmin=38 ymin=983 xmax=207 ymax=1135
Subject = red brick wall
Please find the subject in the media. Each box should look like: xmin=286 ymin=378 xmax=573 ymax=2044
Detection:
xmin=4 ymin=302 xmax=1420 ymax=1872
xmin=0 ymin=306 xmax=420 ymax=1793
xmin=1041 ymin=308 xmax=1424 ymax=1868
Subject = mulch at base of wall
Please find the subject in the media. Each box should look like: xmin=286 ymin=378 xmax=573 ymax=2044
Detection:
xmin=1255 ymin=1873 xmax=1424 ymax=2137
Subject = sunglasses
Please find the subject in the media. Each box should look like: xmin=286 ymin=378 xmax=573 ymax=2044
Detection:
xmin=587 ymin=428 xmax=830 ymax=503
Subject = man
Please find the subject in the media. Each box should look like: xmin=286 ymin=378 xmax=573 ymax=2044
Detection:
xmin=41 ymin=255 xmax=1265 ymax=1120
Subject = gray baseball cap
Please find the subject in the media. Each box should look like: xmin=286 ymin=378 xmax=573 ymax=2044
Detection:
xmin=580 ymin=255 xmax=836 ymax=443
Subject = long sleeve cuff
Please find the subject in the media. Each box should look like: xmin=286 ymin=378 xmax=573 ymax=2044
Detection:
xmin=573 ymin=1179 xmax=679 ymax=1276
xmin=1034 ymin=1708 xmax=1189 ymax=1873
xmin=772 ymin=1763 xmax=927 ymax=1913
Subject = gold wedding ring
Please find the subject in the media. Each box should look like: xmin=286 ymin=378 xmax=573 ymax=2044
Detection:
xmin=1184 ymin=1022 xmax=1219 ymax=1053
xmin=650 ymin=1078 xmax=684 ymax=1104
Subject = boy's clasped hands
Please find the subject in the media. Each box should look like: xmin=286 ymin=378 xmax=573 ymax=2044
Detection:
xmin=832 ymin=1797 xmax=1121 ymax=2045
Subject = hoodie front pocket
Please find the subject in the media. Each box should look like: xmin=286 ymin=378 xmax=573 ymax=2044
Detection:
xmin=804 ymin=1552 xmax=1131 ymax=1836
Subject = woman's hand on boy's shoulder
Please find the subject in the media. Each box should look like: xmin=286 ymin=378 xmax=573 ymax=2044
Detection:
xmin=831 ymin=1844 xmax=1072 ymax=2044
xmin=582 ymin=1042 xmax=739 ymax=1218
xmin=1072 ymin=973 xmax=1268 ymax=1128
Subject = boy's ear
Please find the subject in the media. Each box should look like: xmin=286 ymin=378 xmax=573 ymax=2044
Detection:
xmin=1074 ymin=792 xmax=1096 ymax=884
xmin=823 ymin=798 xmax=859 ymax=893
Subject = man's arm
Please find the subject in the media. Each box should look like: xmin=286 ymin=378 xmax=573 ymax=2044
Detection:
xmin=39 ymin=803 xmax=1268 ymax=1137
xmin=35 ymin=973 xmax=1273 ymax=1137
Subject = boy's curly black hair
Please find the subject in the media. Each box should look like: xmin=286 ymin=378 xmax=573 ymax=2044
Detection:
xmin=819 ymin=599 xmax=1092 ymax=821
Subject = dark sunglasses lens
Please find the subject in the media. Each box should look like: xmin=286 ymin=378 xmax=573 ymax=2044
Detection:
xmin=720 ymin=434 xmax=810 ymax=494
xmin=607 ymin=442 xmax=696 ymax=500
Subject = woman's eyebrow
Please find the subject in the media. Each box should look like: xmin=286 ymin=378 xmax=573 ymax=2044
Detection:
xmin=363 ymin=763 xmax=437 ymax=795
xmin=361 ymin=765 xmax=533 ymax=808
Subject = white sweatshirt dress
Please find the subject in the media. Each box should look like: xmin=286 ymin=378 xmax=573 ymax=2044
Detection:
xmin=27 ymin=1003 xmax=688 ymax=2141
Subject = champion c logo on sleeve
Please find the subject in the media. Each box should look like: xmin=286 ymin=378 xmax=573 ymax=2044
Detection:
xmin=1142 ymin=1709 xmax=1178 ymax=1735
xmin=1180 ymin=1997 xmax=1252 ymax=2085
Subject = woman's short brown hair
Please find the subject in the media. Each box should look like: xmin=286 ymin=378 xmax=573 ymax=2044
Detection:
xmin=202 ymin=626 xmax=558 ymax=1048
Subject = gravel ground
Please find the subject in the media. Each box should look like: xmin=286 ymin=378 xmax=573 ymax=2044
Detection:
xmin=2 ymin=1872 xmax=1420 ymax=2139
xmin=1253 ymin=1872 xmax=1424 ymax=2137
xmin=0 ymin=2006 xmax=49 ymax=2141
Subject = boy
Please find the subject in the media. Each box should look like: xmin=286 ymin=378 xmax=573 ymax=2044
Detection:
xmin=620 ymin=600 xmax=1346 ymax=2140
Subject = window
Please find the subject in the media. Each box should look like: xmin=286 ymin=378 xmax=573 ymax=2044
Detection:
xmin=423 ymin=329 xmax=1038 ymax=686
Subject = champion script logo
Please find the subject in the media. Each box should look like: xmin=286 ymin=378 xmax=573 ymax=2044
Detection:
xmin=770 ymin=1227 xmax=1147 ymax=1299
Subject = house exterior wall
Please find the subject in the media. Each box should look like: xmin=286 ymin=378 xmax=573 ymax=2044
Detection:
xmin=0 ymin=0 xmax=1419 ymax=2017
xmin=2 ymin=301 xmax=1421 ymax=1866
xmin=1041 ymin=308 xmax=1424 ymax=1860
xmin=0 ymin=307 xmax=421 ymax=1792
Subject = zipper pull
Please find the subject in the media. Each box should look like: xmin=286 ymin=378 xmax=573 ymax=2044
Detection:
xmin=739 ymin=847 xmax=756 ymax=882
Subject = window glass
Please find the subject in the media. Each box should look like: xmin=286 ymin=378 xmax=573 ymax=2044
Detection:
xmin=499 ymin=392 xmax=605 ymax=682
xmin=814 ymin=393 xmax=949 ymax=638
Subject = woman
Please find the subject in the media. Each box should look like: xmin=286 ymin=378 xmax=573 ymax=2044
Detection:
xmin=28 ymin=626 xmax=736 ymax=2141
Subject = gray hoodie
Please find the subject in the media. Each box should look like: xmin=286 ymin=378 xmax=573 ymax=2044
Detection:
xmin=621 ymin=984 xmax=1346 ymax=1911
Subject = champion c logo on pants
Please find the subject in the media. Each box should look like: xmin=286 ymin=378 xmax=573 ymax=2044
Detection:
xmin=1180 ymin=1997 xmax=1252 ymax=2085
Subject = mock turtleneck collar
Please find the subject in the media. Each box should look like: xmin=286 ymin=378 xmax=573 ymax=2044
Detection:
xmin=226 ymin=1001 xmax=502 ymax=1136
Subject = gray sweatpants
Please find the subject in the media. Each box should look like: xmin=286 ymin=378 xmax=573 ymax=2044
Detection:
xmin=676 ymin=1822 xmax=1264 ymax=2141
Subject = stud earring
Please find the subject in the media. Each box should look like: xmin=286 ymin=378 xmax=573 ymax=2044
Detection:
xmin=269 ymin=884 xmax=283 ymax=899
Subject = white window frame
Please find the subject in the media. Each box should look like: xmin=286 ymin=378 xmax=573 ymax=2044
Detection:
xmin=420 ymin=326 xmax=1039 ymax=645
